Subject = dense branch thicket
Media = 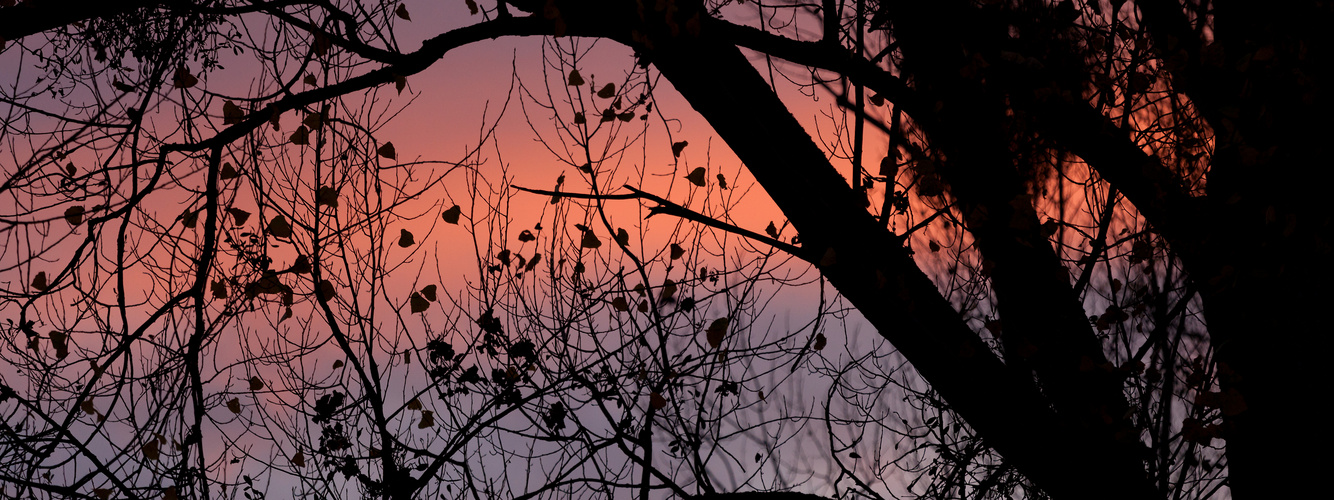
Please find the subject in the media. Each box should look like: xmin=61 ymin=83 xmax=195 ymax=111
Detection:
xmin=2 ymin=1 xmax=1328 ymax=499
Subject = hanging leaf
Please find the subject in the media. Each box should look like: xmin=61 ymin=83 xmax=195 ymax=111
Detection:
xmin=267 ymin=216 xmax=292 ymax=238
xmin=289 ymin=125 xmax=310 ymax=145
xmin=597 ymin=83 xmax=615 ymax=98
xmin=393 ymin=74 xmax=407 ymax=94
xmin=142 ymin=440 xmax=160 ymax=461
xmin=32 ymin=271 xmax=49 ymax=291
xmin=226 ymin=398 xmax=241 ymax=414
xmin=928 ymin=240 xmax=941 ymax=252
xmin=407 ymin=398 xmax=422 ymax=410
xmin=303 ymin=74 xmax=318 ymax=86
xmin=706 ymin=317 xmax=729 ymax=348
xmin=182 ymin=210 xmax=199 ymax=228
xmin=612 ymin=296 xmax=629 ymax=312
xmin=410 ymin=292 xmax=430 ymax=313
xmin=568 ymin=69 xmax=585 ymax=86
xmin=600 ymin=108 xmax=616 ymax=122
xmin=220 ymin=162 xmax=240 ymax=180
xmin=671 ymin=141 xmax=688 ymax=157
xmin=318 ymin=280 xmax=336 ymax=302
xmin=442 ymin=204 xmax=462 ymax=224
xmin=81 ymin=399 xmax=96 ymax=415
xmin=66 ymin=163 xmax=77 ymax=177
xmin=524 ymin=253 xmax=542 ymax=272
xmin=670 ymin=243 xmax=685 ymax=260
xmin=290 ymin=255 xmax=311 ymax=274
xmin=716 ymin=173 xmax=728 ymax=189
xmin=617 ymin=111 xmax=634 ymax=122
xmin=163 ymin=486 xmax=179 ymax=500
xmin=52 ymin=330 xmax=69 ymax=359
xmin=813 ymin=333 xmax=827 ymax=351
xmin=291 ymin=451 xmax=306 ymax=467
xmin=649 ymin=392 xmax=667 ymax=410
xmin=637 ymin=300 xmax=648 ymax=312
xmin=573 ymin=112 xmax=586 ymax=124
xmin=226 ymin=208 xmax=251 ymax=226
xmin=317 ymin=186 xmax=339 ymax=208
xmin=94 ymin=489 xmax=112 ymax=500
xmin=395 ymin=4 xmax=411 ymax=20
xmin=518 ymin=230 xmax=536 ymax=242
xmin=398 ymin=228 xmax=415 ymax=247
xmin=765 ymin=221 xmax=779 ymax=239
xmin=421 ymin=284 xmax=437 ymax=301
xmin=418 ymin=410 xmax=435 ymax=428
xmin=249 ymin=376 xmax=264 ymax=391
xmin=211 ymin=280 xmax=228 ymax=299
xmin=615 ymin=228 xmax=630 ymax=246
xmin=64 ymin=206 xmax=85 ymax=226
xmin=581 ymin=230 xmax=602 ymax=249
xmin=172 ymin=66 xmax=198 ymax=89
xmin=660 ymin=279 xmax=677 ymax=301
xmin=332 ymin=359 xmax=344 ymax=369
xmin=377 ymin=142 xmax=397 ymax=160
xmin=869 ymin=93 xmax=885 ymax=106
xmin=302 ymin=112 xmax=323 ymax=130
xmin=223 ymin=101 xmax=244 ymax=125
xmin=685 ymin=167 xmax=706 ymax=187
xmin=466 ymin=0 xmax=479 ymax=15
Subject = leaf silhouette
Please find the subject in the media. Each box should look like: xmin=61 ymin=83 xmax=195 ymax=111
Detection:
xmin=64 ymin=206 xmax=84 ymax=226
xmin=466 ymin=0 xmax=479 ymax=15
xmin=670 ymin=243 xmax=685 ymax=260
xmin=182 ymin=210 xmax=199 ymax=228
xmin=395 ymin=4 xmax=411 ymax=20
xmin=394 ymin=74 xmax=407 ymax=93
xmin=267 ymin=216 xmax=292 ymax=238
xmin=81 ymin=399 xmax=96 ymax=415
xmin=172 ymin=66 xmax=197 ymax=88
xmin=612 ymin=296 xmax=629 ymax=312
xmin=289 ymin=125 xmax=310 ymax=145
xmin=672 ymin=141 xmax=688 ymax=157
xmin=32 ymin=271 xmax=48 ymax=291
xmin=421 ymin=284 xmax=437 ymax=301
xmin=377 ymin=142 xmax=397 ymax=160
xmin=227 ymin=208 xmax=251 ymax=226
xmin=302 ymin=112 xmax=323 ymax=130
xmin=407 ymin=398 xmax=422 ymax=410
xmin=332 ymin=359 xmax=344 ymax=369
xmin=249 ymin=376 xmax=264 ymax=391
xmin=226 ymin=398 xmax=241 ymax=414
xmin=291 ymin=450 xmax=306 ymax=467
xmin=685 ymin=167 xmax=706 ymax=187
xmin=597 ymin=83 xmax=615 ymax=98
xmin=660 ymin=279 xmax=677 ymax=301
xmin=303 ymin=74 xmax=317 ymax=86
xmin=52 ymin=330 xmax=69 ymax=359
xmin=222 ymin=101 xmax=243 ymax=125
xmin=573 ymin=112 xmax=586 ymax=124
xmin=398 ymin=228 xmax=415 ymax=247
xmin=410 ymin=292 xmax=430 ymax=313
xmin=649 ymin=392 xmax=667 ymax=410
xmin=93 ymin=489 xmax=111 ymax=500
xmin=418 ymin=409 xmax=435 ymax=428
xmin=706 ymin=317 xmax=729 ymax=349
xmin=524 ymin=253 xmax=542 ymax=272
xmin=220 ymin=162 xmax=239 ymax=180
xmin=814 ymin=333 xmax=827 ymax=351
xmin=717 ymin=173 xmax=728 ymax=189
xmin=442 ymin=204 xmax=462 ymax=224
xmin=142 ymin=439 xmax=160 ymax=461
xmin=211 ymin=280 xmax=228 ymax=299
xmin=568 ymin=69 xmax=585 ymax=86
xmin=615 ymin=228 xmax=630 ymax=246
xmin=581 ymin=230 xmax=602 ymax=249
xmin=765 ymin=221 xmax=778 ymax=239
xmin=317 ymin=186 xmax=339 ymax=208
xmin=318 ymin=280 xmax=336 ymax=302
xmin=518 ymin=229 xmax=535 ymax=242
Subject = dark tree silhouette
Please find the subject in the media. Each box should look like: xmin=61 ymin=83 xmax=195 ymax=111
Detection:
xmin=2 ymin=1 xmax=1328 ymax=499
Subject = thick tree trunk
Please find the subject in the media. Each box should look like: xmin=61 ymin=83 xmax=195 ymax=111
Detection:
xmin=636 ymin=17 xmax=1160 ymax=499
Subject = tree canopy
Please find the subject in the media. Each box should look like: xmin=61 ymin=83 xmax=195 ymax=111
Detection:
xmin=2 ymin=1 xmax=1329 ymax=499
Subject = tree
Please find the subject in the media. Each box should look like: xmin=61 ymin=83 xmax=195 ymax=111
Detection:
xmin=2 ymin=1 xmax=1328 ymax=499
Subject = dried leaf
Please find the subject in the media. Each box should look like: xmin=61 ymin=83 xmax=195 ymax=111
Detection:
xmin=182 ymin=210 xmax=199 ymax=228
xmin=660 ymin=279 xmax=677 ymax=301
xmin=289 ymin=125 xmax=310 ymax=145
xmin=52 ymin=330 xmax=69 ymax=359
xmin=317 ymin=186 xmax=339 ymax=208
xmin=32 ymin=271 xmax=49 ymax=291
xmin=249 ymin=376 xmax=264 ymax=391
xmin=671 ymin=141 xmax=688 ymax=157
xmin=222 ymin=101 xmax=243 ymax=125
xmin=211 ymin=280 xmax=228 ymax=299
xmin=421 ymin=284 xmax=437 ymax=301
xmin=220 ymin=162 xmax=240 ymax=180
xmin=418 ymin=409 xmax=435 ymax=428
xmin=163 ymin=486 xmax=178 ymax=500
xmin=597 ymin=83 xmax=615 ymax=98
xmin=291 ymin=451 xmax=305 ymax=467
xmin=813 ymin=333 xmax=827 ymax=351
xmin=226 ymin=208 xmax=251 ymax=226
xmin=441 ymin=205 xmax=462 ymax=224
xmin=465 ymin=0 xmax=479 ymax=15
xmin=573 ymin=112 xmax=586 ymax=124
xmin=670 ymin=243 xmax=685 ymax=260
xmin=64 ymin=206 xmax=85 ymax=226
xmin=615 ymin=228 xmax=630 ymax=246
xmin=94 ymin=488 xmax=111 ymax=500
xmin=649 ymin=391 xmax=667 ymax=410
xmin=765 ymin=221 xmax=779 ymax=239
xmin=568 ymin=69 xmax=585 ymax=86
xmin=267 ymin=216 xmax=292 ymax=238
xmin=393 ymin=74 xmax=407 ymax=93
xmin=302 ymin=111 xmax=323 ymax=130
xmin=410 ymin=292 xmax=430 ymax=313
xmin=303 ymin=74 xmax=318 ymax=86
xmin=612 ymin=296 xmax=629 ymax=312
xmin=318 ymin=280 xmax=336 ymax=302
xmin=518 ymin=230 xmax=536 ymax=242
xmin=332 ymin=360 xmax=344 ymax=369
xmin=581 ymin=230 xmax=602 ymax=249
xmin=142 ymin=439 xmax=160 ymax=461
xmin=706 ymin=317 xmax=729 ymax=349
xmin=377 ymin=142 xmax=397 ymax=160
xmin=81 ymin=399 xmax=96 ymax=415
xmin=716 ymin=173 xmax=728 ymax=189
xmin=685 ymin=167 xmax=706 ymax=187
xmin=394 ymin=4 xmax=411 ymax=20
xmin=398 ymin=228 xmax=415 ymax=247
xmin=172 ymin=66 xmax=197 ymax=89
